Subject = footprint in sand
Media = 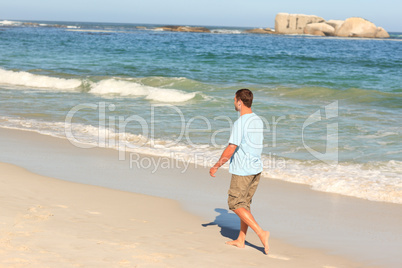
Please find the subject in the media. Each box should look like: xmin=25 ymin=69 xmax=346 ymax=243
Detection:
xmin=130 ymin=218 xmax=148 ymax=223
xmin=172 ymin=229 xmax=194 ymax=235
xmin=118 ymin=243 xmax=137 ymax=250
xmin=86 ymin=211 xmax=101 ymax=215
xmin=133 ymin=253 xmax=176 ymax=263
xmin=268 ymin=254 xmax=291 ymax=261
xmin=55 ymin=204 xmax=68 ymax=208
xmin=23 ymin=205 xmax=53 ymax=221
xmin=118 ymin=260 xmax=131 ymax=266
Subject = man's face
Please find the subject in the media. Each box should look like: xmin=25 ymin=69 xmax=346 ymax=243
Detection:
xmin=234 ymin=96 xmax=240 ymax=112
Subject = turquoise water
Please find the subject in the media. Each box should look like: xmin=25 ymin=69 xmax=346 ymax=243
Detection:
xmin=0 ymin=20 xmax=401 ymax=203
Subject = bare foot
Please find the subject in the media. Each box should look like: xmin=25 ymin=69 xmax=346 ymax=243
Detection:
xmin=225 ymin=239 xmax=245 ymax=248
xmin=260 ymin=231 xmax=270 ymax=254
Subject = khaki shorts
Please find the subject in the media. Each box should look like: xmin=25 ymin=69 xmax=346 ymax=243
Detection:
xmin=228 ymin=173 xmax=261 ymax=211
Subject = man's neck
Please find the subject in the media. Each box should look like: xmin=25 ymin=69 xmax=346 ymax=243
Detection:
xmin=240 ymin=107 xmax=253 ymax=116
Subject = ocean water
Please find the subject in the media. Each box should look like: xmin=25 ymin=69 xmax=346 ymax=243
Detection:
xmin=0 ymin=20 xmax=401 ymax=204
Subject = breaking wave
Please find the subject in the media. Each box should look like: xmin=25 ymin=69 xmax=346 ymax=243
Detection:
xmin=1 ymin=115 xmax=401 ymax=204
xmin=0 ymin=68 xmax=199 ymax=103
xmin=90 ymin=79 xmax=198 ymax=102
xmin=0 ymin=68 xmax=81 ymax=90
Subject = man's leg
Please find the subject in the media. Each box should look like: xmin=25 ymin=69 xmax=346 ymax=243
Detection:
xmin=226 ymin=173 xmax=268 ymax=253
xmin=226 ymin=218 xmax=248 ymax=248
xmin=234 ymin=207 xmax=269 ymax=254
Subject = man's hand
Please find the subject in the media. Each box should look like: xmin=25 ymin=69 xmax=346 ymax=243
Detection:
xmin=209 ymin=144 xmax=237 ymax=178
xmin=209 ymin=166 xmax=218 ymax=177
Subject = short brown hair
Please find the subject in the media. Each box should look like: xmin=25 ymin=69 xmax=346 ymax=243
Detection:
xmin=235 ymin=89 xmax=253 ymax=108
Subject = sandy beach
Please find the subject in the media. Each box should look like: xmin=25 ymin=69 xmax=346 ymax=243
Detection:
xmin=1 ymin=164 xmax=363 ymax=268
xmin=0 ymin=128 xmax=401 ymax=267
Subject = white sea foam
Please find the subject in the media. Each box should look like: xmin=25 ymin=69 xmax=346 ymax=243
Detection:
xmin=357 ymin=130 xmax=399 ymax=139
xmin=0 ymin=69 xmax=82 ymax=90
xmin=1 ymin=115 xmax=401 ymax=204
xmin=211 ymin=29 xmax=242 ymax=34
xmin=0 ymin=20 xmax=22 ymax=26
xmin=89 ymin=79 xmax=197 ymax=102
xmin=0 ymin=69 xmax=198 ymax=103
xmin=263 ymin=158 xmax=402 ymax=204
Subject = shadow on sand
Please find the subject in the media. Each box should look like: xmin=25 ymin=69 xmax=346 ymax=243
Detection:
xmin=202 ymin=208 xmax=264 ymax=253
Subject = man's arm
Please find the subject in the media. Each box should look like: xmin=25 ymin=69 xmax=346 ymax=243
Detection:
xmin=209 ymin=144 xmax=237 ymax=177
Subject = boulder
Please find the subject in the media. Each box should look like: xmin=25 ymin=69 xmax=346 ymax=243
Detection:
xmin=155 ymin=26 xmax=210 ymax=33
xmin=304 ymin=23 xmax=335 ymax=36
xmin=22 ymin=22 xmax=40 ymax=27
xmin=275 ymin=13 xmax=325 ymax=34
xmin=375 ymin=27 xmax=390 ymax=38
xmin=335 ymin=17 xmax=378 ymax=38
xmin=326 ymin=20 xmax=344 ymax=31
xmin=53 ymin=24 xmax=67 ymax=28
xmin=245 ymin=28 xmax=275 ymax=34
xmin=311 ymin=30 xmax=325 ymax=36
xmin=176 ymin=26 xmax=210 ymax=33
xmin=155 ymin=26 xmax=181 ymax=31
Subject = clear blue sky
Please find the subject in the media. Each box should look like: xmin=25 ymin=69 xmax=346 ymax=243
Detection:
xmin=1 ymin=0 xmax=401 ymax=31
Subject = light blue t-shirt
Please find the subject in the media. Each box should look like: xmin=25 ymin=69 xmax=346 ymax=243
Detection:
xmin=228 ymin=113 xmax=264 ymax=176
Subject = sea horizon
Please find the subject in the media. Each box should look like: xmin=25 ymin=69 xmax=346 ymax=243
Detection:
xmin=2 ymin=18 xmax=402 ymax=36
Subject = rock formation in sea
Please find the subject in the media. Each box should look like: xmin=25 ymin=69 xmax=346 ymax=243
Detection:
xmin=275 ymin=13 xmax=325 ymax=34
xmin=375 ymin=27 xmax=390 ymax=38
xmin=304 ymin=23 xmax=335 ymax=36
xmin=7 ymin=16 xmax=389 ymax=38
xmin=154 ymin=26 xmax=211 ymax=33
xmin=244 ymin=28 xmax=276 ymax=34
xmin=335 ymin=17 xmax=390 ymax=38
xmin=274 ymin=13 xmax=389 ymax=38
xmin=326 ymin=20 xmax=344 ymax=32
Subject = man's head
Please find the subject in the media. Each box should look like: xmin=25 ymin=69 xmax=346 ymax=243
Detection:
xmin=234 ymin=88 xmax=253 ymax=111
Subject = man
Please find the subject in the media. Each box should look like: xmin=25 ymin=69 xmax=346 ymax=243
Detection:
xmin=209 ymin=88 xmax=269 ymax=254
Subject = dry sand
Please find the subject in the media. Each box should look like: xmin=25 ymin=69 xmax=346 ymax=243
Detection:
xmin=0 ymin=162 xmax=366 ymax=268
